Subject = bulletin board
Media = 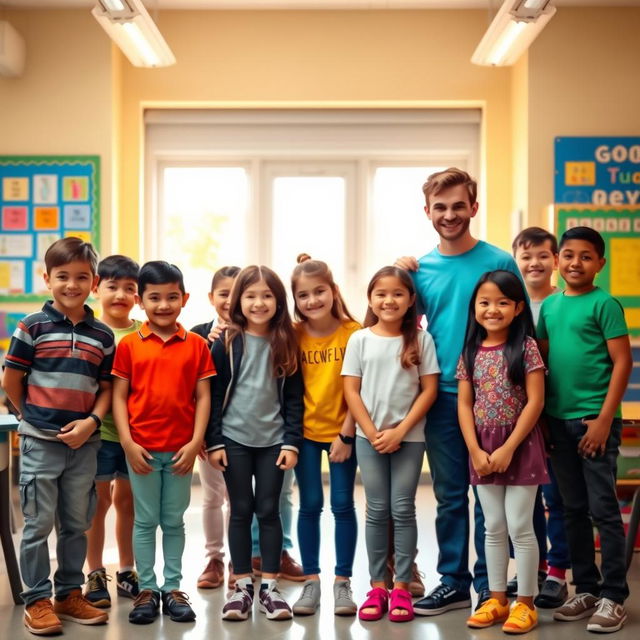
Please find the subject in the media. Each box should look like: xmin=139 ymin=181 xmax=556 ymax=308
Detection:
xmin=0 ymin=155 xmax=100 ymax=302
xmin=556 ymin=205 xmax=640 ymax=337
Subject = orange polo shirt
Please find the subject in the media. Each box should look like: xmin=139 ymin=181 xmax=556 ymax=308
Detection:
xmin=112 ymin=322 xmax=216 ymax=452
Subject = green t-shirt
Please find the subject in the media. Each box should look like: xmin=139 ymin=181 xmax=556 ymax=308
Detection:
xmin=101 ymin=319 xmax=143 ymax=442
xmin=537 ymin=287 xmax=628 ymax=419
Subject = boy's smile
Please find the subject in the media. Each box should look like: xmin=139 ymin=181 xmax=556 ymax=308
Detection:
xmin=515 ymin=240 xmax=558 ymax=292
xmin=140 ymin=282 xmax=188 ymax=334
xmin=44 ymin=260 xmax=97 ymax=322
xmin=94 ymin=277 xmax=139 ymax=328
xmin=558 ymin=239 xmax=605 ymax=295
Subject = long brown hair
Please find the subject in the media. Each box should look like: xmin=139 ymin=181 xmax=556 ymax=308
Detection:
xmin=364 ymin=266 xmax=420 ymax=369
xmin=291 ymin=253 xmax=357 ymax=324
xmin=226 ymin=265 xmax=298 ymax=377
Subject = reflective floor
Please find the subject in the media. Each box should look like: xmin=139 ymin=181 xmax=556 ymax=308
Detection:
xmin=1 ymin=481 xmax=638 ymax=639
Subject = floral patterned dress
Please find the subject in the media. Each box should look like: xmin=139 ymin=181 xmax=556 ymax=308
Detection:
xmin=456 ymin=336 xmax=549 ymax=486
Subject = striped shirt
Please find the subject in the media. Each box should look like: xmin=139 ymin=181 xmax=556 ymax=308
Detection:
xmin=5 ymin=301 xmax=115 ymax=434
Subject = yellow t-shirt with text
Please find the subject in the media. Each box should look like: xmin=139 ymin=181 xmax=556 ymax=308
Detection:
xmin=296 ymin=320 xmax=361 ymax=442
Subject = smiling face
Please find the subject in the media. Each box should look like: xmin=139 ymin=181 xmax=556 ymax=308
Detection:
xmin=425 ymin=183 xmax=478 ymax=244
xmin=208 ymin=276 xmax=235 ymax=323
xmin=139 ymin=281 xmax=188 ymax=334
xmin=368 ymin=275 xmax=415 ymax=327
xmin=240 ymin=279 xmax=277 ymax=334
xmin=94 ymin=277 xmax=139 ymax=327
xmin=474 ymin=280 xmax=523 ymax=341
xmin=558 ymin=238 xmax=605 ymax=294
xmin=44 ymin=260 xmax=97 ymax=321
xmin=515 ymin=239 xmax=558 ymax=293
xmin=293 ymin=273 xmax=335 ymax=323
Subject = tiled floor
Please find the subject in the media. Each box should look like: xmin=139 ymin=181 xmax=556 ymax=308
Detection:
xmin=1 ymin=481 xmax=638 ymax=639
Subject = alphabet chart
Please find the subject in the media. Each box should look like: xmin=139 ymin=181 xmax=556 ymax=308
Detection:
xmin=0 ymin=156 xmax=100 ymax=301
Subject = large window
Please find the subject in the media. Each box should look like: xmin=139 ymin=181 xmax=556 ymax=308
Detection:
xmin=145 ymin=109 xmax=480 ymax=325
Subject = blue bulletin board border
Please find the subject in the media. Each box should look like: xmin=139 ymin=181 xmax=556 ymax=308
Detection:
xmin=0 ymin=155 xmax=100 ymax=302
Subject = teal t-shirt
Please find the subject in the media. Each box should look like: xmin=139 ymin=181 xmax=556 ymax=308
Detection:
xmin=537 ymin=287 xmax=628 ymax=419
xmin=101 ymin=319 xmax=143 ymax=442
xmin=412 ymin=240 xmax=521 ymax=393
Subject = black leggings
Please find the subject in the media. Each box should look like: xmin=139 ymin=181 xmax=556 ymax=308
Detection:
xmin=223 ymin=437 xmax=285 ymax=575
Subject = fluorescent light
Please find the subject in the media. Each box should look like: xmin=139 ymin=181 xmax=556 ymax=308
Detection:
xmin=472 ymin=0 xmax=556 ymax=67
xmin=92 ymin=0 xmax=176 ymax=68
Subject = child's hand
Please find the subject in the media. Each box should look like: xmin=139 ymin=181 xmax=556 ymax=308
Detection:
xmin=578 ymin=416 xmax=609 ymax=458
xmin=57 ymin=417 xmax=97 ymax=449
xmin=208 ymin=449 xmax=227 ymax=471
xmin=373 ymin=428 xmax=403 ymax=454
xmin=276 ymin=449 xmax=298 ymax=470
xmin=329 ymin=436 xmax=353 ymax=463
xmin=470 ymin=449 xmax=492 ymax=476
xmin=488 ymin=445 xmax=514 ymax=474
xmin=172 ymin=442 xmax=200 ymax=476
xmin=197 ymin=442 xmax=207 ymax=461
xmin=124 ymin=441 xmax=154 ymax=475
xmin=207 ymin=320 xmax=229 ymax=343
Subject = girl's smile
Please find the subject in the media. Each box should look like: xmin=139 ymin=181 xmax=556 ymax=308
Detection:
xmin=369 ymin=275 xmax=415 ymax=327
xmin=474 ymin=281 xmax=523 ymax=341
xmin=240 ymin=279 xmax=277 ymax=332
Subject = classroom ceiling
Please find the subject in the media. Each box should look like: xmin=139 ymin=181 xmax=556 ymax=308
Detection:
xmin=3 ymin=1 xmax=640 ymax=9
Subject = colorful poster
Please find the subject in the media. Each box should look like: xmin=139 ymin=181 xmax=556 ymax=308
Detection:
xmin=33 ymin=175 xmax=58 ymax=205
xmin=34 ymin=207 xmax=59 ymax=230
xmin=2 ymin=206 xmax=28 ymax=230
xmin=63 ymin=176 xmax=89 ymax=201
xmin=2 ymin=177 xmax=29 ymax=201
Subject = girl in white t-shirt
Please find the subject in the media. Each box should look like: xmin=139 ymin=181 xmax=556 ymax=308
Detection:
xmin=342 ymin=266 xmax=439 ymax=623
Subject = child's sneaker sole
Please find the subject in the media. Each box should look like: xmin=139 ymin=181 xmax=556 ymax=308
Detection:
xmin=259 ymin=603 xmax=293 ymax=620
xmin=414 ymin=599 xmax=471 ymax=616
xmin=85 ymin=596 xmax=111 ymax=609
xmin=503 ymin=620 xmax=538 ymax=635
xmin=55 ymin=612 xmax=108 ymax=625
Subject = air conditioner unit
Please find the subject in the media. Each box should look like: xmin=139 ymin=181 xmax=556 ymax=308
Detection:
xmin=0 ymin=21 xmax=26 ymax=77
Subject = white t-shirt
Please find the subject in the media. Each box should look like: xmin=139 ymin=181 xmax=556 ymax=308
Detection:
xmin=341 ymin=328 xmax=440 ymax=442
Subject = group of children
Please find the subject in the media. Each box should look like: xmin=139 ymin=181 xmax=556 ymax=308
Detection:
xmin=2 ymin=167 xmax=632 ymax=636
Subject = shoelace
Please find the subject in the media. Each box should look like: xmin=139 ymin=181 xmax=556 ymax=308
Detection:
xmin=594 ymin=599 xmax=616 ymax=617
xmin=428 ymin=583 xmax=452 ymax=599
xmin=133 ymin=590 xmax=157 ymax=607
xmin=301 ymin=583 xmax=317 ymax=599
xmin=335 ymin=582 xmax=353 ymax=600
xmin=167 ymin=590 xmax=191 ymax=605
xmin=87 ymin=572 xmax=111 ymax=591
xmin=228 ymin=587 xmax=251 ymax=604
xmin=569 ymin=593 xmax=596 ymax=607
xmin=29 ymin=600 xmax=54 ymax=616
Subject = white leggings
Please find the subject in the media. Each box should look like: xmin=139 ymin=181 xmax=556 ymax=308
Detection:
xmin=476 ymin=484 xmax=539 ymax=596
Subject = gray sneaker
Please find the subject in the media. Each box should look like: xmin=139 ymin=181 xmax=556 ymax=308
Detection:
xmin=587 ymin=598 xmax=627 ymax=633
xmin=333 ymin=579 xmax=357 ymax=616
xmin=554 ymin=593 xmax=600 ymax=621
xmin=293 ymin=580 xmax=321 ymax=616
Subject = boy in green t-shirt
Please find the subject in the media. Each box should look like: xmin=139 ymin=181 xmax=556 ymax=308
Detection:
xmin=84 ymin=255 xmax=142 ymax=608
xmin=537 ymin=227 xmax=632 ymax=634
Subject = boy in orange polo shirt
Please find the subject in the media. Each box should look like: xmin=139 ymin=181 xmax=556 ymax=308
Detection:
xmin=112 ymin=261 xmax=215 ymax=625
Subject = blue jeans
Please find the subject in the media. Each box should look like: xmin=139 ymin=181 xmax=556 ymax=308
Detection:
xmin=425 ymin=391 xmax=488 ymax=593
xmin=294 ymin=438 xmax=357 ymax=577
xmin=541 ymin=461 xmax=571 ymax=570
xmin=251 ymin=469 xmax=294 ymax=556
xmin=356 ymin=437 xmax=424 ymax=584
xmin=127 ymin=452 xmax=193 ymax=592
xmin=549 ymin=416 xmax=628 ymax=603
xmin=19 ymin=435 xmax=99 ymax=604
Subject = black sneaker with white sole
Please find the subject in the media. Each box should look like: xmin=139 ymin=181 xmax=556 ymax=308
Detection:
xmin=414 ymin=583 xmax=471 ymax=616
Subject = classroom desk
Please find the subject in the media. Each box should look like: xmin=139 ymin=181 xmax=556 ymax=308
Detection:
xmin=0 ymin=414 xmax=22 ymax=604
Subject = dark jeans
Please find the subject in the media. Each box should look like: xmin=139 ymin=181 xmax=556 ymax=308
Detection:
xmin=542 ymin=462 xmax=571 ymax=570
xmin=222 ymin=438 xmax=284 ymax=575
xmin=548 ymin=416 xmax=628 ymax=603
xmin=425 ymin=391 xmax=488 ymax=593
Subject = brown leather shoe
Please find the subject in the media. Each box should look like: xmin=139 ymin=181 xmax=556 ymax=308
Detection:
xmin=409 ymin=562 xmax=425 ymax=597
xmin=24 ymin=598 xmax=63 ymax=635
xmin=197 ymin=557 xmax=224 ymax=589
xmin=279 ymin=550 xmax=305 ymax=582
xmin=53 ymin=589 xmax=108 ymax=625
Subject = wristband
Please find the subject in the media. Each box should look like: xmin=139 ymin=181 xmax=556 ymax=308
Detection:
xmin=338 ymin=433 xmax=354 ymax=445
xmin=89 ymin=413 xmax=102 ymax=429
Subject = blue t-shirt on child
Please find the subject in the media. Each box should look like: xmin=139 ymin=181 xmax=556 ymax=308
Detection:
xmin=412 ymin=240 xmax=521 ymax=393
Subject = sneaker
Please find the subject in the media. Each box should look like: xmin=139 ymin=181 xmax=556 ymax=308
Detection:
xmin=502 ymin=601 xmax=538 ymax=634
xmin=554 ymin=593 xmax=600 ymax=621
xmin=84 ymin=568 xmax=111 ymax=608
xmin=586 ymin=598 xmax=627 ymax=633
xmin=292 ymin=579 xmax=321 ymax=615
xmin=53 ymin=589 xmax=109 ymax=625
xmin=197 ymin=558 xmax=224 ymax=589
xmin=116 ymin=569 xmax=139 ymax=599
xmin=475 ymin=588 xmax=492 ymax=610
xmin=24 ymin=599 xmax=63 ymax=636
xmin=222 ymin=584 xmax=254 ymax=621
xmin=128 ymin=589 xmax=160 ymax=625
xmin=279 ymin=550 xmax=305 ymax=582
xmin=534 ymin=578 xmax=568 ymax=609
xmin=409 ymin=563 xmax=425 ymax=598
xmin=414 ymin=583 xmax=471 ymax=616
xmin=259 ymin=583 xmax=293 ymax=620
xmin=506 ymin=571 xmax=546 ymax=598
xmin=334 ymin=579 xmax=357 ymax=616
xmin=161 ymin=590 xmax=196 ymax=622
xmin=467 ymin=597 xmax=510 ymax=628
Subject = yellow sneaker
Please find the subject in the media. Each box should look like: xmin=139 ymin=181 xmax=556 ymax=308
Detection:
xmin=467 ymin=597 xmax=510 ymax=628
xmin=502 ymin=601 xmax=538 ymax=634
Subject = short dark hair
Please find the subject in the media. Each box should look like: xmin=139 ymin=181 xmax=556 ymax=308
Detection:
xmin=97 ymin=255 xmax=140 ymax=284
xmin=559 ymin=226 xmax=605 ymax=258
xmin=44 ymin=237 xmax=98 ymax=274
xmin=512 ymin=226 xmax=558 ymax=255
xmin=138 ymin=261 xmax=185 ymax=296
